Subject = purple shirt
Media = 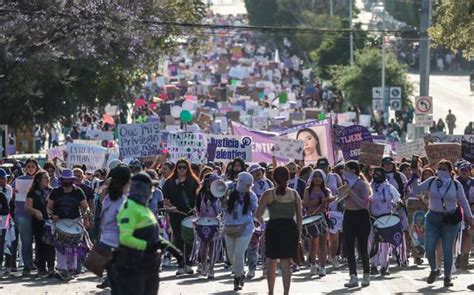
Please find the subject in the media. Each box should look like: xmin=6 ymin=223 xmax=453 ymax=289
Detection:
xmin=99 ymin=194 xmax=126 ymax=248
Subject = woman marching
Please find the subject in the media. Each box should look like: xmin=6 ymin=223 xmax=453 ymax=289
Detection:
xmin=368 ymin=167 xmax=402 ymax=276
xmin=342 ymin=160 xmax=372 ymax=288
xmin=412 ymin=160 xmax=473 ymax=287
xmin=194 ymin=173 xmax=222 ymax=279
xmin=303 ymin=169 xmax=335 ymax=277
xmin=256 ymin=166 xmax=302 ymax=295
xmin=221 ymin=172 xmax=257 ymax=291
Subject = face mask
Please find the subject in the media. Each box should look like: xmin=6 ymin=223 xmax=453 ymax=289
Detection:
xmin=62 ymin=182 xmax=73 ymax=188
xmin=437 ymin=170 xmax=451 ymax=180
xmin=289 ymin=172 xmax=297 ymax=179
xmin=373 ymin=175 xmax=385 ymax=183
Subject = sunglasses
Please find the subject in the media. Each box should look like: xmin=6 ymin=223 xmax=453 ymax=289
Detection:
xmin=177 ymin=166 xmax=187 ymax=170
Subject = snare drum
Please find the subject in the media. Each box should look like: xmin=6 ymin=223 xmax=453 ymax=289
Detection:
xmin=302 ymin=215 xmax=328 ymax=239
xmin=328 ymin=211 xmax=343 ymax=234
xmin=181 ymin=216 xmax=196 ymax=245
xmin=373 ymin=215 xmax=403 ymax=246
xmin=195 ymin=217 xmax=220 ymax=243
xmin=42 ymin=220 xmax=55 ymax=246
xmin=55 ymin=219 xmax=84 ymax=246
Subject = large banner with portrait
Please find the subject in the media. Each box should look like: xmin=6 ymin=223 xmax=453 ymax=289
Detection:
xmin=280 ymin=119 xmax=335 ymax=166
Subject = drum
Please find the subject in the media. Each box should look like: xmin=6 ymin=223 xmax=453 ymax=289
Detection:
xmin=55 ymin=219 xmax=84 ymax=246
xmin=181 ymin=216 xmax=196 ymax=245
xmin=195 ymin=217 xmax=220 ymax=243
xmin=42 ymin=220 xmax=55 ymax=246
xmin=373 ymin=215 xmax=403 ymax=246
xmin=328 ymin=211 xmax=343 ymax=234
xmin=302 ymin=215 xmax=327 ymax=239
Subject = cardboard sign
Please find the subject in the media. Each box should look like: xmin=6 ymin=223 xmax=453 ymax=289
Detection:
xmin=359 ymin=142 xmax=385 ymax=166
xmin=425 ymin=143 xmax=462 ymax=166
xmin=118 ymin=122 xmax=162 ymax=158
xmin=272 ymin=137 xmax=304 ymax=160
xmin=197 ymin=112 xmax=213 ymax=130
xmin=67 ymin=143 xmax=107 ymax=172
xmin=15 ymin=178 xmax=33 ymax=202
xmin=252 ymin=116 xmax=268 ymax=130
xmin=395 ymin=139 xmax=427 ymax=159
xmin=207 ymin=135 xmax=252 ymax=162
xmin=461 ymin=140 xmax=474 ymax=163
xmin=163 ymin=132 xmax=207 ymax=163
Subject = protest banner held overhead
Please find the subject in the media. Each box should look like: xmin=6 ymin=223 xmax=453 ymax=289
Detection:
xmin=66 ymin=143 xmax=107 ymax=172
xmin=272 ymin=137 xmax=304 ymax=160
xmin=425 ymin=143 xmax=462 ymax=166
xmin=461 ymin=140 xmax=474 ymax=163
xmin=338 ymin=125 xmax=373 ymax=161
xmin=207 ymin=135 xmax=252 ymax=162
xmin=162 ymin=132 xmax=207 ymax=164
xmin=359 ymin=142 xmax=385 ymax=166
xmin=395 ymin=139 xmax=427 ymax=159
xmin=118 ymin=122 xmax=161 ymax=158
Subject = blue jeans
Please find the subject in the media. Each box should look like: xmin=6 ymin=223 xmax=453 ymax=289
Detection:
xmin=424 ymin=210 xmax=460 ymax=278
xmin=15 ymin=213 xmax=33 ymax=269
xmin=247 ymin=247 xmax=258 ymax=271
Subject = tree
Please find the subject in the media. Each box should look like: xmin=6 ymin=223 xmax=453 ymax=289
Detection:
xmin=0 ymin=0 xmax=206 ymax=127
xmin=330 ymin=47 xmax=413 ymax=109
xmin=429 ymin=0 xmax=474 ymax=59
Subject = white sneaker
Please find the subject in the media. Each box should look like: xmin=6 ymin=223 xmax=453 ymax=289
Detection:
xmin=310 ymin=264 xmax=318 ymax=276
xmin=361 ymin=273 xmax=370 ymax=287
xmin=451 ymin=261 xmax=457 ymax=274
xmin=344 ymin=275 xmax=359 ymax=288
xmin=333 ymin=257 xmax=340 ymax=269
xmin=318 ymin=266 xmax=326 ymax=277
xmin=162 ymin=257 xmax=171 ymax=267
xmin=247 ymin=270 xmax=255 ymax=279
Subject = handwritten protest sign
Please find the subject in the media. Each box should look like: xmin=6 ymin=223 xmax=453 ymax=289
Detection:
xmin=207 ymin=135 xmax=252 ymax=162
xmin=359 ymin=142 xmax=385 ymax=166
xmin=67 ymin=143 xmax=107 ymax=172
xmin=272 ymin=137 xmax=304 ymax=160
xmin=395 ymin=139 xmax=427 ymax=159
xmin=425 ymin=143 xmax=461 ymax=166
xmin=47 ymin=145 xmax=66 ymax=161
xmin=15 ymin=178 xmax=33 ymax=202
xmin=118 ymin=122 xmax=161 ymax=158
xmin=461 ymin=140 xmax=474 ymax=163
xmin=339 ymin=125 xmax=373 ymax=160
xmin=163 ymin=132 xmax=207 ymax=163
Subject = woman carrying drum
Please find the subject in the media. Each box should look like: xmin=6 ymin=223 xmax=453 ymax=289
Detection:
xmin=194 ymin=173 xmax=222 ymax=279
xmin=256 ymin=166 xmax=302 ymax=295
xmin=302 ymin=169 xmax=335 ymax=277
xmin=47 ymin=169 xmax=91 ymax=281
xmin=368 ymin=167 xmax=402 ymax=276
xmin=25 ymin=170 xmax=55 ymax=277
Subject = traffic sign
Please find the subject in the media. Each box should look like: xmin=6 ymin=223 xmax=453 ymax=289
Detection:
xmin=390 ymin=98 xmax=402 ymax=111
xmin=372 ymin=98 xmax=384 ymax=111
xmin=390 ymin=87 xmax=401 ymax=99
xmin=415 ymin=114 xmax=433 ymax=127
xmin=415 ymin=96 xmax=433 ymax=114
xmin=372 ymin=87 xmax=383 ymax=99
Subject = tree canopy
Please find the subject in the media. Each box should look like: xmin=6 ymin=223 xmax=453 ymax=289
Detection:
xmin=0 ymin=0 xmax=206 ymax=127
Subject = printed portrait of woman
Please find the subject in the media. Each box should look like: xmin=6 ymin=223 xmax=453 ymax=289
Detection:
xmin=296 ymin=128 xmax=322 ymax=164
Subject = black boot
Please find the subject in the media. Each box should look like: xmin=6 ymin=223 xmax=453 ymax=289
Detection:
xmin=427 ymin=271 xmax=437 ymax=284
xmin=444 ymin=277 xmax=453 ymax=287
xmin=370 ymin=266 xmax=378 ymax=275
xmin=381 ymin=267 xmax=390 ymax=276
xmin=239 ymin=275 xmax=245 ymax=287
xmin=233 ymin=277 xmax=241 ymax=291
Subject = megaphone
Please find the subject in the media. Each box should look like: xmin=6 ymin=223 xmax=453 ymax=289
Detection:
xmin=210 ymin=179 xmax=233 ymax=198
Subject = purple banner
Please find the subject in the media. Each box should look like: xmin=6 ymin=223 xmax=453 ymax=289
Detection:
xmin=339 ymin=125 xmax=373 ymax=161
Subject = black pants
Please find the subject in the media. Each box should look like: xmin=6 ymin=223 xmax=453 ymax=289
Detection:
xmin=169 ymin=213 xmax=192 ymax=268
xmin=343 ymin=209 xmax=371 ymax=275
xmin=32 ymin=222 xmax=55 ymax=271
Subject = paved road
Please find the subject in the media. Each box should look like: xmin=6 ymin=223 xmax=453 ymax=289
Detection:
xmin=408 ymin=74 xmax=473 ymax=134
xmin=2 ymin=257 xmax=474 ymax=294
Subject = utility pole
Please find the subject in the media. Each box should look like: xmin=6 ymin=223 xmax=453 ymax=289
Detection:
xmin=329 ymin=0 xmax=334 ymax=17
xmin=381 ymin=0 xmax=387 ymax=124
xmin=417 ymin=0 xmax=432 ymax=138
xmin=349 ymin=0 xmax=354 ymax=65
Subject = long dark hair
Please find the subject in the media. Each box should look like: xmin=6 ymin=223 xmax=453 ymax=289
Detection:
xmin=273 ymin=166 xmax=289 ymax=196
xmin=296 ymin=128 xmax=322 ymax=158
xmin=29 ymin=170 xmax=49 ymax=193
xmin=308 ymin=170 xmax=329 ymax=198
xmin=227 ymin=189 xmax=250 ymax=215
xmin=108 ymin=165 xmax=131 ymax=201
xmin=227 ymin=158 xmax=246 ymax=181
xmin=196 ymin=173 xmax=216 ymax=215
xmin=25 ymin=158 xmax=40 ymax=176
xmin=169 ymin=159 xmax=200 ymax=190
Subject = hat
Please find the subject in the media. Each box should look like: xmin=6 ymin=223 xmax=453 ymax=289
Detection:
xmin=128 ymin=159 xmax=142 ymax=170
xmin=59 ymin=169 xmax=76 ymax=181
xmin=316 ymin=157 xmax=330 ymax=168
xmin=382 ymin=156 xmax=395 ymax=164
xmin=237 ymin=172 xmax=254 ymax=186
xmin=249 ymin=164 xmax=264 ymax=174
xmin=0 ymin=168 xmax=9 ymax=179
xmin=108 ymin=159 xmax=123 ymax=170
xmin=459 ymin=161 xmax=472 ymax=171
xmin=307 ymin=169 xmax=326 ymax=186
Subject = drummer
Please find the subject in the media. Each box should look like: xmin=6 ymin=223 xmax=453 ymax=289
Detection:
xmin=369 ymin=167 xmax=402 ymax=276
xmin=303 ymin=169 xmax=335 ymax=277
xmin=194 ymin=173 xmax=222 ymax=279
xmin=47 ymin=169 xmax=91 ymax=281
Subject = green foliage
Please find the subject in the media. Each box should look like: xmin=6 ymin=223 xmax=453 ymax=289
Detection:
xmin=330 ymin=47 xmax=413 ymax=108
xmin=429 ymin=0 xmax=474 ymax=59
xmin=385 ymin=0 xmax=420 ymax=28
xmin=244 ymin=0 xmax=278 ymax=26
xmin=0 ymin=0 xmax=206 ymax=127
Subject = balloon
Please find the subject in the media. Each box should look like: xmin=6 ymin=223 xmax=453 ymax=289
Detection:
xmin=170 ymin=105 xmax=182 ymax=118
xmin=180 ymin=110 xmax=193 ymax=123
xmin=318 ymin=113 xmax=326 ymax=120
xmin=182 ymin=100 xmax=195 ymax=111
xmin=278 ymin=92 xmax=288 ymax=104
